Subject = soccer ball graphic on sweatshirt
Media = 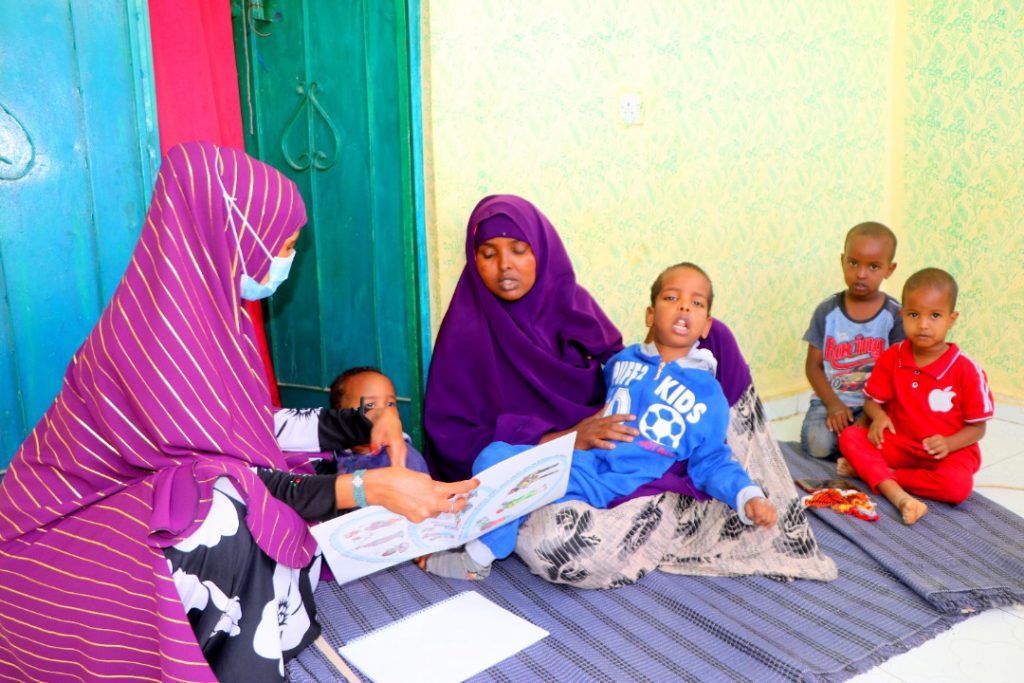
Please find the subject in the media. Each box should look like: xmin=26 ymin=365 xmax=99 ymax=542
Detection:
xmin=639 ymin=403 xmax=686 ymax=449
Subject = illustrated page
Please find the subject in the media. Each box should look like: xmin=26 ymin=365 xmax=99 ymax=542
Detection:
xmin=313 ymin=433 xmax=574 ymax=584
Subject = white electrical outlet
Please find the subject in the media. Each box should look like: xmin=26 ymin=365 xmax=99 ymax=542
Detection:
xmin=619 ymin=92 xmax=643 ymax=125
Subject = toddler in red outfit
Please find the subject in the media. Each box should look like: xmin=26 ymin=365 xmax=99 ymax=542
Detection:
xmin=837 ymin=268 xmax=994 ymax=524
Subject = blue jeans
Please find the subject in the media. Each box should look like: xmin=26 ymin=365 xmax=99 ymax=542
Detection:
xmin=800 ymin=398 xmax=863 ymax=459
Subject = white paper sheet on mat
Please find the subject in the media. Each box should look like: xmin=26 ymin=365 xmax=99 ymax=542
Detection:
xmin=339 ymin=591 xmax=548 ymax=683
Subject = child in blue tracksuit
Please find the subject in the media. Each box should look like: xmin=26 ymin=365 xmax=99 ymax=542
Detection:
xmin=424 ymin=262 xmax=778 ymax=580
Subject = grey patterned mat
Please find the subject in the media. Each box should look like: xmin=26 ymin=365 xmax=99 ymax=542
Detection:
xmin=290 ymin=442 xmax=1024 ymax=683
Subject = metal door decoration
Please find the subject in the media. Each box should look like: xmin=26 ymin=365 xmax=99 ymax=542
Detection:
xmin=281 ymin=81 xmax=341 ymax=172
xmin=231 ymin=0 xmax=426 ymax=446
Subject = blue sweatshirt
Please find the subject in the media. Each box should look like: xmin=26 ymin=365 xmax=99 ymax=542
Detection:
xmin=473 ymin=342 xmax=766 ymax=562
xmin=568 ymin=343 xmax=760 ymax=518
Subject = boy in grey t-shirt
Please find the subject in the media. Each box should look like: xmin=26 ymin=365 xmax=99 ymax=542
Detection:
xmin=801 ymin=223 xmax=903 ymax=458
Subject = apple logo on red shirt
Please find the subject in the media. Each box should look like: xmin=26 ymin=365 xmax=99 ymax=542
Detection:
xmin=928 ymin=386 xmax=956 ymax=413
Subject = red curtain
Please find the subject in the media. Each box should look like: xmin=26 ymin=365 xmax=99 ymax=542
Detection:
xmin=148 ymin=0 xmax=281 ymax=406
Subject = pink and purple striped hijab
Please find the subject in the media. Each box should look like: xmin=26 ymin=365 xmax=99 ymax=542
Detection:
xmin=0 ymin=142 xmax=311 ymax=681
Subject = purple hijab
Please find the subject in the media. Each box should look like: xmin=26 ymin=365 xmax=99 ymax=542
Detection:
xmin=0 ymin=142 xmax=311 ymax=681
xmin=424 ymin=195 xmax=623 ymax=481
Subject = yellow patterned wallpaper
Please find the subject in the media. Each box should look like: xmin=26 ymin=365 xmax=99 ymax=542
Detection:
xmin=901 ymin=1 xmax=1024 ymax=400
xmin=420 ymin=1 xmax=1023 ymax=402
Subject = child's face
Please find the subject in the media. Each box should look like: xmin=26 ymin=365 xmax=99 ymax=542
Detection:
xmin=900 ymin=286 xmax=958 ymax=356
xmin=645 ymin=267 xmax=713 ymax=362
xmin=475 ymin=237 xmax=537 ymax=301
xmin=338 ymin=372 xmax=398 ymax=412
xmin=841 ymin=235 xmax=896 ymax=300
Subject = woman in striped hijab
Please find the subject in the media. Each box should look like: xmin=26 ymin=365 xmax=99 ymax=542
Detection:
xmin=0 ymin=142 xmax=473 ymax=682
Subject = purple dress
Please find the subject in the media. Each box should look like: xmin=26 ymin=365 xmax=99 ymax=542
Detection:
xmin=0 ymin=142 xmax=314 ymax=682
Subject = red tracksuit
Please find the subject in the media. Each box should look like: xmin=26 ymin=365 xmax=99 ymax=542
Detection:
xmin=839 ymin=342 xmax=993 ymax=504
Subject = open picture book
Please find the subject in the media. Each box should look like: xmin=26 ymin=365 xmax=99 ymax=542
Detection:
xmin=311 ymin=432 xmax=575 ymax=584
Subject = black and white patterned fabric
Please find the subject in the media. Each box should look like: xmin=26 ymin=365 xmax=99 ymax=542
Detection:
xmin=514 ymin=385 xmax=838 ymax=587
xmin=274 ymin=407 xmax=325 ymax=453
xmin=273 ymin=406 xmax=374 ymax=456
xmin=166 ymin=478 xmax=322 ymax=683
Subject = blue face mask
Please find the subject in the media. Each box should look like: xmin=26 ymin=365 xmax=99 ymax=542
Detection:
xmin=239 ymin=251 xmax=295 ymax=301
xmin=215 ymin=149 xmax=295 ymax=301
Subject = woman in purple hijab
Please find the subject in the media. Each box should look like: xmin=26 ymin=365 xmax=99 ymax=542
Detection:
xmin=421 ymin=196 xmax=829 ymax=588
xmin=0 ymin=142 xmax=474 ymax=682
xmin=424 ymin=194 xmax=756 ymax=497
xmin=423 ymin=195 xmax=627 ymax=482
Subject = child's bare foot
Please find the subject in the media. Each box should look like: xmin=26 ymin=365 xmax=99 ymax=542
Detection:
xmin=416 ymin=549 xmax=491 ymax=580
xmin=836 ymin=457 xmax=856 ymax=478
xmin=896 ymin=495 xmax=928 ymax=525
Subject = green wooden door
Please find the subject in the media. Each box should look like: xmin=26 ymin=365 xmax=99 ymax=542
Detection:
xmin=231 ymin=0 xmax=424 ymax=446
xmin=0 ymin=0 xmax=158 ymax=467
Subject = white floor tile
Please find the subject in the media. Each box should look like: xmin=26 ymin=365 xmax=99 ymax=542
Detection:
xmin=769 ymin=414 xmax=803 ymax=442
xmin=999 ymin=602 xmax=1024 ymax=620
xmin=871 ymin=608 xmax=1024 ymax=683
xmin=973 ymin=453 xmax=1024 ymax=517
xmin=847 ymin=666 xmax=908 ymax=682
xmin=993 ymin=401 xmax=1024 ymax=425
xmin=763 ymin=394 xmax=804 ymax=421
xmin=974 ymin=486 xmax=1024 ymax=518
xmin=976 ymin=445 xmax=1024 ymax=484
xmin=978 ymin=419 xmax=1024 ymax=467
